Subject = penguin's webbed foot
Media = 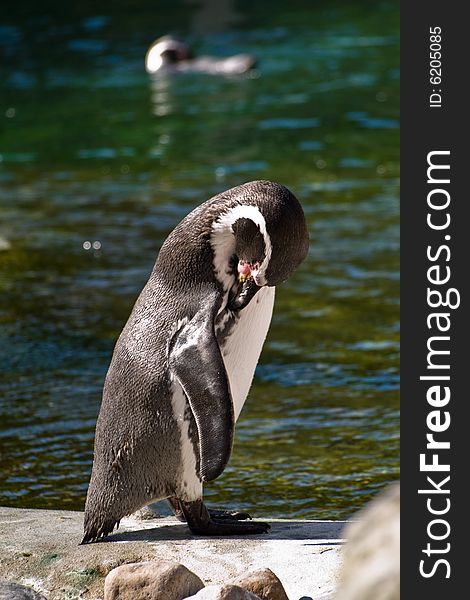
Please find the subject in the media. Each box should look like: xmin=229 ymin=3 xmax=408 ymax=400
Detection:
xmin=179 ymin=499 xmax=270 ymax=536
xmin=192 ymin=518 xmax=270 ymax=536
xmin=208 ymin=508 xmax=252 ymax=521
xmin=169 ymin=497 xmax=252 ymax=523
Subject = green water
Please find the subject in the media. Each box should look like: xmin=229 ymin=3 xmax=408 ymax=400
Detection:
xmin=0 ymin=1 xmax=399 ymax=519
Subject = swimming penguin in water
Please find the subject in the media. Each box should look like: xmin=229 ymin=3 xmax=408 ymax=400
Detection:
xmin=82 ymin=180 xmax=309 ymax=542
xmin=145 ymin=35 xmax=256 ymax=75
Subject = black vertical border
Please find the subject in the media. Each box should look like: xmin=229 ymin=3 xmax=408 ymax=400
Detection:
xmin=401 ymin=1 xmax=467 ymax=596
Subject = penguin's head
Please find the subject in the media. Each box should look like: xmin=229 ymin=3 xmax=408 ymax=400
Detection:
xmin=211 ymin=180 xmax=309 ymax=294
xmin=231 ymin=217 xmax=266 ymax=285
xmin=145 ymin=36 xmax=192 ymax=73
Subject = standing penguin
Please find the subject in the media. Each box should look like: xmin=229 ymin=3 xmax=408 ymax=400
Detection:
xmin=82 ymin=180 xmax=309 ymax=542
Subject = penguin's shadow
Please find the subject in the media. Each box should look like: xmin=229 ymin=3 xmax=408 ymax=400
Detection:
xmin=103 ymin=519 xmax=347 ymax=543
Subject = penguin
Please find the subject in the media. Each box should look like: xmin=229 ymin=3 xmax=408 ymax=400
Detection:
xmin=82 ymin=180 xmax=309 ymax=543
xmin=145 ymin=36 xmax=193 ymax=72
xmin=145 ymin=35 xmax=256 ymax=76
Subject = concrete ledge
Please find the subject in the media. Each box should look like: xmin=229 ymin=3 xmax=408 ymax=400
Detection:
xmin=0 ymin=507 xmax=346 ymax=600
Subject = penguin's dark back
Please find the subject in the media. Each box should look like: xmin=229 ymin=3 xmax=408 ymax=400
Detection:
xmin=103 ymin=180 xmax=308 ymax=382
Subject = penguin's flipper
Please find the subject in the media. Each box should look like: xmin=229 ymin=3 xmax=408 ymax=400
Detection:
xmin=169 ymin=296 xmax=234 ymax=482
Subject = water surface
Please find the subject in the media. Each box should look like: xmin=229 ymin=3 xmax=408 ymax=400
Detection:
xmin=0 ymin=0 xmax=399 ymax=519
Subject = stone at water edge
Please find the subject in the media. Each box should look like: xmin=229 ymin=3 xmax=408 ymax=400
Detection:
xmin=186 ymin=584 xmax=262 ymax=599
xmin=0 ymin=581 xmax=46 ymax=600
xmin=229 ymin=568 xmax=289 ymax=600
xmin=104 ymin=560 xmax=204 ymax=600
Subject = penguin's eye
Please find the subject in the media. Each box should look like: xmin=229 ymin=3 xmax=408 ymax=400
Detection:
xmin=228 ymin=254 xmax=239 ymax=270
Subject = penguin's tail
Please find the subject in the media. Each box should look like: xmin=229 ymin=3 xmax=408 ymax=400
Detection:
xmin=81 ymin=511 xmax=120 ymax=545
xmin=81 ymin=518 xmax=120 ymax=545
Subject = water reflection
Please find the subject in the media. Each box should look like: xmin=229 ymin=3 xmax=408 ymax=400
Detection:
xmin=150 ymin=75 xmax=173 ymax=116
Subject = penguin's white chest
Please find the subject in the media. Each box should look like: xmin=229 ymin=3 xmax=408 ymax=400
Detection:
xmin=220 ymin=286 xmax=275 ymax=421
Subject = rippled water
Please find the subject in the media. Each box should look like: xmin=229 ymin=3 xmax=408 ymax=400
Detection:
xmin=0 ymin=1 xmax=399 ymax=519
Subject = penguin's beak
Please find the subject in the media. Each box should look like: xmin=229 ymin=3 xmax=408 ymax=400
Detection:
xmin=237 ymin=260 xmax=261 ymax=283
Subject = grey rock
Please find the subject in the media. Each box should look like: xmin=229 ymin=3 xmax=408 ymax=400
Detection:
xmin=229 ymin=568 xmax=289 ymax=600
xmin=335 ymin=483 xmax=400 ymax=600
xmin=104 ymin=560 xmax=204 ymax=600
xmin=0 ymin=581 xmax=46 ymax=600
xmin=187 ymin=585 xmax=262 ymax=599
